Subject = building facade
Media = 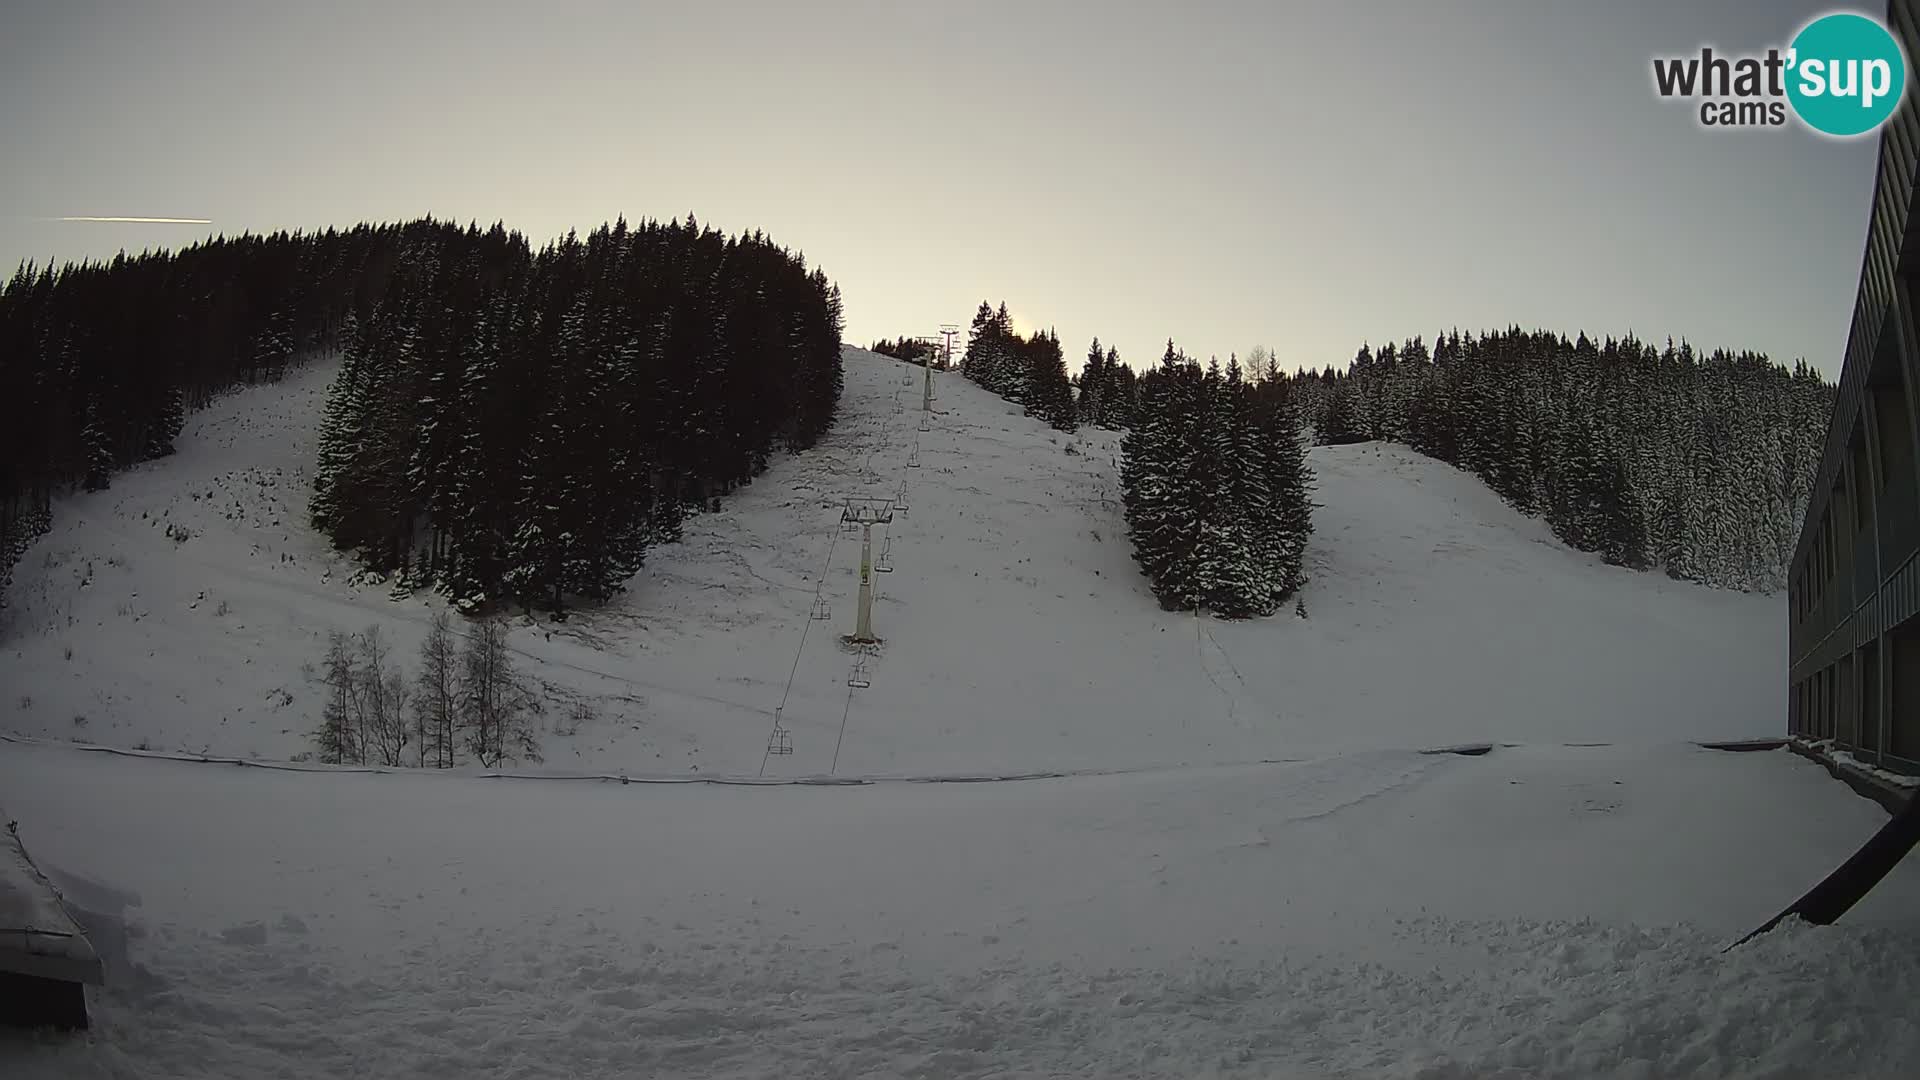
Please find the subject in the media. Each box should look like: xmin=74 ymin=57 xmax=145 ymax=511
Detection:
xmin=1786 ymin=0 xmax=1920 ymax=774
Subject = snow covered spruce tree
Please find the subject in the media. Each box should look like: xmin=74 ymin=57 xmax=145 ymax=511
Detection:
xmin=1122 ymin=342 xmax=1313 ymax=616
xmin=961 ymin=301 xmax=1018 ymax=398
xmin=307 ymin=215 xmax=845 ymax=616
xmin=1291 ymin=328 xmax=1831 ymax=591
xmin=1075 ymin=339 xmax=1137 ymax=429
xmin=960 ymin=300 xmax=1077 ymax=431
xmin=1021 ymin=329 xmax=1076 ymax=431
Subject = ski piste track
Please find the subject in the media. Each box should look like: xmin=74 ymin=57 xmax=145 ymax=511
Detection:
xmin=15 ymin=714 xmax=1920 ymax=949
xmin=8 ymin=731 xmax=1913 ymax=960
xmin=0 ymin=731 xmax=1783 ymax=786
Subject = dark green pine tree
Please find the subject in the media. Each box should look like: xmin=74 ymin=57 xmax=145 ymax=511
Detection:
xmin=310 ymin=306 xmax=373 ymax=531
xmin=1076 ymin=337 xmax=1107 ymax=427
xmin=143 ymin=382 xmax=185 ymax=461
xmin=408 ymin=294 xmax=469 ymax=585
xmin=79 ymin=400 xmax=114 ymax=492
xmin=960 ymin=301 xmax=996 ymax=385
xmin=352 ymin=295 xmax=430 ymax=573
xmin=441 ymin=290 xmax=522 ymax=612
xmin=992 ymin=302 xmax=1021 ymax=400
xmin=252 ymin=309 xmax=295 ymax=381
xmin=1319 ymin=377 xmax=1365 ymax=445
xmin=1025 ymin=329 xmax=1076 ymax=431
xmin=1203 ymin=357 xmax=1268 ymax=617
xmin=1123 ymin=343 xmax=1198 ymax=609
xmin=1105 ymin=347 xmax=1134 ymax=427
xmin=1597 ymin=452 xmax=1650 ymax=569
xmin=503 ymin=300 xmax=587 ymax=615
xmin=1260 ymin=386 xmax=1314 ymax=599
xmin=560 ymin=318 xmax=651 ymax=602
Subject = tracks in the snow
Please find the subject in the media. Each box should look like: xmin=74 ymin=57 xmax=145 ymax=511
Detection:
xmin=0 ymin=732 xmax=1787 ymax=790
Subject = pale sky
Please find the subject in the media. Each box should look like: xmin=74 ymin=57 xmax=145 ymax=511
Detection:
xmin=0 ymin=0 xmax=1885 ymax=375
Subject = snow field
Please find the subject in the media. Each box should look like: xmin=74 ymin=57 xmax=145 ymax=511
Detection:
xmin=3 ymin=348 xmax=1784 ymax=775
xmin=2 ymin=737 xmax=1917 ymax=1078
xmin=3 ymin=345 xmax=1907 ymax=1078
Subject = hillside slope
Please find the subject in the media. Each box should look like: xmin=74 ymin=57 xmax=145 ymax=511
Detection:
xmin=0 ymin=347 xmax=1782 ymax=774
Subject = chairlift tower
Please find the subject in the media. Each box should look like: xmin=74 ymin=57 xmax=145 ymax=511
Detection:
xmin=939 ymin=324 xmax=959 ymax=371
xmin=840 ymin=498 xmax=894 ymax=644
xmin=921 ymin=335 xmax=937 ymax=413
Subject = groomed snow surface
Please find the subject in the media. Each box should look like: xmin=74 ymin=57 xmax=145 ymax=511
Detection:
xmin=0 ymin=348 xmax=1778 ymax=773
xmin=3 ymin=348 xmax=1917 ymax=1077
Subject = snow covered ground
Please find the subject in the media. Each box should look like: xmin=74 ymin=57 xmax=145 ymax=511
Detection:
xmin=4 ymin=346 xmax=1911 ymax=1077
xmin=0 ymin=347 xmax=1781 ymax=775
xmin=3 ymin=737 xmax=1917 ymax=1078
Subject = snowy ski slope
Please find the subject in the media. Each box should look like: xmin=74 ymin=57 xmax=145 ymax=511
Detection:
xmin=4 ymin=346 xmax=1917 ymax=1078
xmin=0 ymin=346 xmax=1782 ymax=775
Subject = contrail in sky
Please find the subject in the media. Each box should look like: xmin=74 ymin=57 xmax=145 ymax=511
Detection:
xmin=55 ymin=216 xmax=213 ymax=224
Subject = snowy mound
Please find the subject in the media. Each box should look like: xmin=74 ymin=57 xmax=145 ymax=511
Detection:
xmin=0 ymin=347 xmax=1781 ymax=773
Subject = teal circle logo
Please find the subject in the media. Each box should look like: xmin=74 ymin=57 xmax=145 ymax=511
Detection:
xmin=1787 ymin=13 xmax=1907 ymax=136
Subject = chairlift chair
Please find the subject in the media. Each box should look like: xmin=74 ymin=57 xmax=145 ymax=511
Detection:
xmin=767 ymin=725 xmax=794 ymax=755
xmin=847 ymin=660 xmax=871 ymax=689
xmin=809 ymin=596 xmax=831 ymax=620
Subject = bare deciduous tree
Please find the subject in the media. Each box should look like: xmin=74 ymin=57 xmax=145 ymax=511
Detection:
xmin=459 ymin=616 xmax=539 ymax=767
xmin=315 ymin=630 xmax=361 ymax=764
xmin=1245 ymin=344 xmax=1279 ymax=385
xmin=415 ymin=610 xmax=459 ymax=768
xmin=312 ymin=624 xmax=413 ymax=766
xmin=357 ymin=625 xmax=410 ymax=767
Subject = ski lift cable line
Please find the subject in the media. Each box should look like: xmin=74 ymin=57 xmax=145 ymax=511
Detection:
xmin=830 ymin=681 xmax=857 ymax=774
xmin=758 ymin=370 xmax=914 ymax=776
xmin=789 ymin=350 xmax=931 ymax=776
xmin=758 ymin=492 xmax=846 ymax=777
